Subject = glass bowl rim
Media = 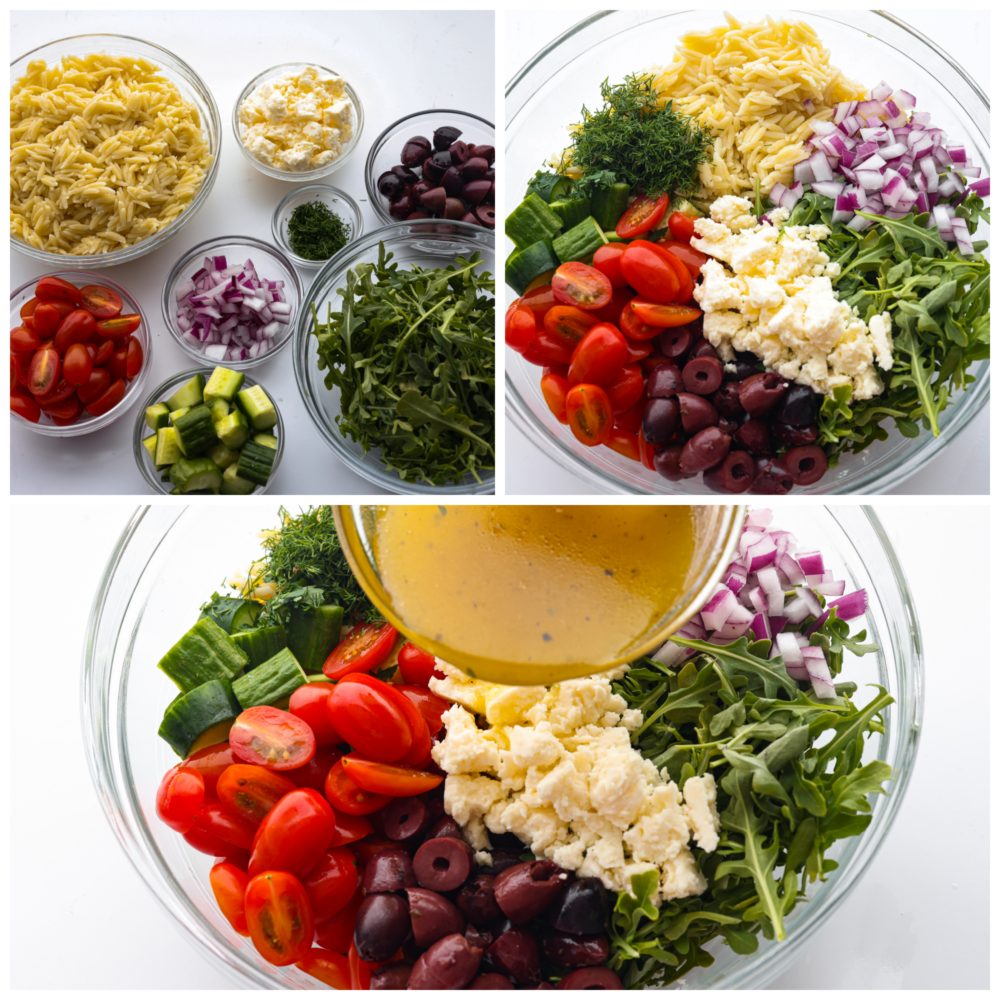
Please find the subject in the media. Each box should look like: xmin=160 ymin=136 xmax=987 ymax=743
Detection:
xmin=270 ymin=183 xmax=365 ymax=268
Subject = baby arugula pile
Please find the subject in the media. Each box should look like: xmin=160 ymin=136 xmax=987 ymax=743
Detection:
xmin=608 ymin=609 xmax=892 ymax=987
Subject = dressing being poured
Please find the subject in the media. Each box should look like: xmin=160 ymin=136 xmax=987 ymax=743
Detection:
xmin=336 ymin=505 xmax=741 ymax=686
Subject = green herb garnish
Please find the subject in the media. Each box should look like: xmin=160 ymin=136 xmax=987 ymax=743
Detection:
xmin=570 ymin=73 xmax=714 ymax=198
xmin=310 ymin=242 xmax=495 ymax=486
xmin=287 ymin=200 xmax=350 ymax=261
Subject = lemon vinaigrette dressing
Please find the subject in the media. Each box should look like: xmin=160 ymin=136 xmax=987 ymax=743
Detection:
xmin=350 ymin=504 xmax=708 ymax=686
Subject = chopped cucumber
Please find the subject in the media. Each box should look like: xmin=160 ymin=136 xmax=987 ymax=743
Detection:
xmin=672 ymin=198 xmax=705 ymax=218
xmin=505 ymin=193 xmax=563 ymax=250
xmin=235 ymin=385 xmax=277 ymax=431
xmin=220 ymin=463 xmax=255 ymax=495
xmin=165 ymin=373 xmax=205 ymax=412
xmin=168 ymin=406 xmax=190 ymax=426
xmin=253 ymin=432 xmax=279 ymax=450
xmin=232 ymin=648 xmax=308 ymax=709
xmin=548 ymin=197 xmax=591 ymax=230
xmin=145 ymin=402 xmax=170 ymax=431
xmin=553 ymin=216 xmax=608 ymax=263
xmin=142 ymin=433 xmax=158 ymax=464
xmin=236 ymin=440 xmax=275 ymax=486
xmin=232 ymin=625 xmax=288 ymax=670
xmin=590 ymin=182 xmax=631 ymax=231
xmin=155 ymin=426 xmax=182 ymax=467
xmin=207 ymin=441 xmax=240 ymax=470
xmin=204 ymin=366 xmax=245 ymax=404
xmin=505 ymin=239 xmax=560 ymax=295
xmin=209 ymin=398 xmax=230 ymax=424
xmin=215 ymin=409 xmax=250 ymax=449
xmin=174 ymin=405 xmax=219 ymax=457
xmin=525 ymin=172 xmax=572 ymax=204
xmin=286 ymin=605 xmax=344 ymax=674
xmin=169 ymin=456 xmax=223 ymax=493
xmin=157 ymin=616 xmax=248 ymax=692
xmin=158 ymin=678 xmax=242 ymax=757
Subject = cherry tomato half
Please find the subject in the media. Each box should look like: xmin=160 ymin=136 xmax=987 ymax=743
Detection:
xmin=667 ymin=211 xmax=697 ymax=243
xmin=230 ymin=706 xmax=317 ymax=771
xmin=323 ymin=622 xmax=399 ymax=680
xmin=27 ymin=349 xmax=60 ymax=396
xmin=604 ymin=363 xmax=645 ymax=414
xmin=35 ymin=275 xmax=82 ymax=307
xmin=126 ymin=336 xmax=144 ymax=379
xmin=210 ymin=862 xmax=251 ymax=936
xmin=324 ymin=758 xmax=392 ymax=816
xmin=326 ymin=673 xmax=415 ymax=765
xmin=249 ymin=787 xmax=338 ymax=879
xmin=623 ymin=335 xmax=654 ymax=363
xmin=519 ymin=283 xmax=558 ymax=322
xmin=659 ymin=239 xmax=709 ymax=280
xmin=606 ymin=429 xmax=642 ymax=462
xmin=53 ymin=309 xmax=96 ymax=353
xmin=341 ymin=755 xmax=443 ymax=797
xmin=63 ymin=342 xmax=93 ymax=386
xmin=30 ymin=302 xmax=64 ymax=338
xmin=565 ymin=383 xmax=614 ymax=447
xmin=76 ymin=367 xmax=112 ymax=407
xmin=297 ymin=949 xmax=352 ymax=990
xmin=540 ymin=371 xmax=570 ymax=424
xmin=620 ymin=244 xmax=679 ymax=304
xmin=629 ymin=299 xmax=703 ymax=328
xmin=182 ymin=742 xmax=242 ymax=798
xmin=657 ymin=244 xmax=694 ymax=303
xmin=19 ymin=297 xmax=39 ymax=324
xmin=79 ymin=284 xmax=123 ymax=318
xmin=396 ymin=643 xmax=443 ymax=687
xmin=395 ymin=684 xmax=451 ymax=736
xmin=289 ymin=682 xmax=341 ymax=747
xmin=504 ymin=301 xmax=537 ymax=353
xmin=592 ymin=285 xmax=634 ymax=326
xmin=84 ymin=377 xmax=126 ymax=417
xmin=619 ymin=302 xmax=665 ymax=341
xmin=92 ymin=337 xmax=114 ymax=367
xmin=327 ymin=809 xmax=374 ymax=848
xmin=372 ymin=678 xmax=431 ymax=769
xmin=615 ymin=192 xmax=669 ymax=239
xmin=313 ymin=885 xmax=364 ymax=954
xmin=568 ymin=323 xmax=628 ymax=388
xmin=245 ymin=870 xmax=315 ymax=966
xmin=302 ymin=847 xmax=359 ymax=923
xmin=537 ymin=304 xmax=599 ymax=365
xmin=592 ymin=243 xmax=629 ymax=290
xmin=106 ymin=346 xmax=128 ymax=382
xmin=284 ymin=746 xmax=343 ymax=794
xmin=155 ymin=766 xmax=206 ymax=833
xmin=216 ymin=764 xmax=298 ymax=827
xmin=551 ymin=261 xmax=613 ymax=311
xmin=10 ymin=325 xmax=40 ymax=353
xmin=638 ymin=429 xmax=658 ymax=470
xmin=192 ymin=800 xmax=258 ymax=850
xmin=33 ymin=376 xmax=77 ymax=406
xmin=38 ymin=394 xmax=80 ymax=421
xmin=95 ymin=313 xmax=141 ymax=339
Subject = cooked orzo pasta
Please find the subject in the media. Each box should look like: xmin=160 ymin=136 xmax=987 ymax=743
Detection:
xmin=10 ymin=53 xmax=212 ymax=256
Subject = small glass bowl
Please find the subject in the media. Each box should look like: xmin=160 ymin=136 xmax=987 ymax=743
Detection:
xmin=161 ymin=235 xmax=303 ymax=370
xmin=10 ymin=34 xmax=221 ymax=270
xmin=132 ymin=367 xmax=285 ymax=495
xmin=292 ymin=220 xmax=496 ymax=494
xmin=271 ymin=184 xmax=364 ymax=269
xmin=231 ymin=62 xmax=364 ymax=182
xmin=10 ymin=271 xmax=153 ymax=437
xmin=364 ymin=108 xmax=495 ymax=227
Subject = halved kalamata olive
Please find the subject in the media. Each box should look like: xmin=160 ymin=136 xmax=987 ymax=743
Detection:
xmin=547 ymin=878 xmax=609 ymax=936
xmin=541 ymin=929 xmax=610 ymax=968
xmin=461 ymin=211 xmax=481 ymax=226
xmin=774 ymin=383 xmax=819 ymax=427
xmin=689 ymin=337 xmax=719 ymax=360
xmin=420 ymin=186 xmax=447 ymax=214
xmin=389 ymin=193 xmax=416 ymax=219
xmin=679 ymin=426 xmax=731 ymax=474
xmin=382 ymin=797 xmax=431 ymax=841
xmin=683 ymin=355 xmax=724 ymax=395
xmin=441 ymin=166 xmax=465 ymax=198
xmin=463 ymin=179 xmax=492 ymax=206
xmin=354 ymin=892 xmax=412 ymax=962
xmin=470 ymin=144 xmax=495 ymax=165
xmin=724 ymin=350 xmax=760 ymax=382
xmin=424 ymin=815 xmax=464 ymax=842
xmin=738 ymin=372 xmax=789 ymax=417
xmin=712 ymin=381 xmax=744 ymax=417
xmin=658 ymin=326 xmax=693 ymax=359
xmin=432 ymin=149 xmax=453 ymax=169
xmin=422 ymin=155 xmax=447 ymax=185
xmin=474 ymin=204 xmax=495 ymax=229
xmin=485 ymin=926 xmax=541 ymax=984
xmin=406 ymin=887 xmax=466 ymax=948
xmin=371 ymin=962 xmax=413 ymax=990
xmin=443 ymin=197 xmax=466 ymax=221
xmin=485 ymin=181 xmax=495 ymax=204
xmin=653 ymin=443 xmax=694 ymax=482
xmin=364 ymin=848 xmax=417 ymax=894
xmin=486 ymin=847 xmax=524 ymax=872
xmin=460 ymin=157 xmax=489 ymax=182
xmin=771 ymin=421 xmax=818 ymax=447
xmin=718 ymin=416 xmax=740 ymax=437
xmin=676 ymin=392 xmax=719 ymax=434
xmin=642 ymin=397 xmax=680 ymax=444
xmin=557 ymin=968 xmax=623 ymax=989
xmin=409 ymin=933 xmax=482 ymax=990
xmin=783 ymin=445 xmax=828 ymax=486
xmin=749 ymin=456 xmax=794 ymax=494
xmin=406 ymin=212 xmax=430 ymax=220
xmin=391 ymin=164 xmax=419 ymax=184
xmin=471 ymin=973 xmax=514 ymax=989
xmin=703 ymin=451 xmax=757 ymax=494
xmin=734 ymin=417 xmax=770 ymax=455
xmin=414 ymin=836 xmax=474 ymax=891
xmin=646 ymin=363 xmax=683 ymax=398
xmin=484 ymin=167 xmax=495 ymax=182
xmin=412 ymin=178 xmax=433 ymax=199
xmin=377 ymin=170 xmax=405 ymax=199
xmin=466 ymin=925 xmax=493 ymax=950
xmin=494 ymin=860 xmax=569 ymax=925
xmin=449 ymin=140 xmax=471 ymax=165
xmin=401 ymin=136 xmax=432 ymax=167
xmin=457 ymin=872 xmax=503 ymax=926
xmin=434 ymin=125 xmax=463 ymax=150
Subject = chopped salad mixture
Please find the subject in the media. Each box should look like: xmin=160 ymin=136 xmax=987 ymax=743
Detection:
xmin=505 ymin=13 xmax=989 ymax=492
xmin=151 ymin=505 xmax=892 ymax=988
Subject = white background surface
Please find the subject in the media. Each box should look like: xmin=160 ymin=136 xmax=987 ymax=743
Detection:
xmin=504 ymin=9 xmax=990 ymax=496
xmin=10 ymin=9 xmax=494 ymax=495
xmin=9 ymin=502 xmax=990 ymax=989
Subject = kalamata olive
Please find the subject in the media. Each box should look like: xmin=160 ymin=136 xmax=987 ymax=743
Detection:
xmin=680 ymin=426 xmax=731 ymax=474
xmin=460 ymin=211 xmax=480 ymax=226
xmin=646 ymin=363 xmax=683 ymax=398
xmin=749 ymin=456 xmax=794 ymax=494
xmin=474 ymin=204 xmax=496 ymax=229
xmin=775 ymin=383 xmax=819 ymax=426
xmin=449 ymin=140 xmax=471 ymax=165
xmin=771 ymin=421 xmax=818 ymax=447
xmin=494 ymin=860 xmax=569 ymax=925
xmin=470 ymin=144 xmax=495 ymax=165
xmin=443 ymin=197 xmax=466 ymax=221
xmin=486 ymin=181 xmax=495 ymax=204
xmin=463 ymin=179 xmax=492 ymax=206
xmin=734 ymin=417 xmax=770 ymax=455
xmin=409 ymin=933 xmax=482 ymax=990
xmin=783 ymin=445 xmax=828 ymax=486
xmin=354 ymin=893 xmax=412 ymax=962
xmin=414 ymin=836 xmax=474 ymax=891
xmin=442 ymin=165 xmax=465 ymax=198
xmin=412 ymin=178 xmax=434 ymax=200
xmin=406 ymin=887 xmax=466 ymax=948
xmin=703 ymin=451 xmax=757 ymax=494
xmin=653 ymin=443 xmax=695 ymax=481
xmin=484 ymin=847 xmax=523 ymax=873
xmin=484 ymin=167 xmax=495 ymax=182
xmin=676 ymin=392 xmax=719 ymax=435
xmin=738 ymin=372 xmax=789 ymax=417
xmin=422 ymin=155 xmax=448 ymax=185
xmin=434 ymin=125 xmax=463 ymax=150
xmin=391 ymin=164 xmax=419 ymax=184
xmin=371 ymin=962 xmax=413 ymax=990
xmin=557 ymin=968 xmax=623 ymax=989
xmin=377 ymin=170 xmax=405 ymax=199
xmin=419 ymin=186 xmax=447 ymax=215
xmin=461 ymin=157 xmax=489 ymax=182
xmin=424 ymin=815 xmax=464 ymax=842
xmin=406 ymin=212 xmax=430 ymax=220
xmin=364 ymin=848 xmax=417 ymax=894
xmin=401 ymin=136 xmax=432 ymax=167
xmin=688 ymin=337 xmax=718 ymax=361
xmin=382 ymin=796 xmax=431 ymax=841
xmin=471 ymin=973 xmax=515 ymax=989
xmin=641 ymin=397 xmax=680 ymax=444
xmin=683 ymin=355 xmax=724 ymax=395
xmin=457 ymin=872 xmax=503 ymax=926
xmin=432 ymin=149 xmax=453 ymax=170
xmin=712 ymin=381 xmax=744 ymax=417
xmin=485 ymin=926 xmax=541 ymax=984
xmin=547 ymin=878 xmax=609 ymax=936
xmin=724 ymin=350 xmax=760 ymax=382
xmin=466 ymin=925 xmax=493 ymax=950
xmin=541 ymin=929 xmax=610 ymax=968
xmin=389 ymin=192 xmax=416 ymax=219
xmin=658 ymin=326 xmax=693 ymax=359
xmin=717 ymin=416 xmax=740 ymax=436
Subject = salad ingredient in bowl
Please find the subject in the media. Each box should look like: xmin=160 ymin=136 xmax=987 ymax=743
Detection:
xmin=271 ymin=184 xmax=364 ymax=269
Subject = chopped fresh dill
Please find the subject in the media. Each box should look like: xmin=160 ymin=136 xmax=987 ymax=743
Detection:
xmin=287 ymin=200 xmax=350 ymax=261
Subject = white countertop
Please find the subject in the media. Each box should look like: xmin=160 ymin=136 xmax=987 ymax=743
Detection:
xmin=10 ymin=503 xmax=990 ymax=989
xmin=504 ymin=10 xmax=990 ymax=496
xmin=10 ymin=9 xmax=494 ymax=495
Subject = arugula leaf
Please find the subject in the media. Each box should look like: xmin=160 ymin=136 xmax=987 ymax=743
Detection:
xmin=670 ymin=636 xmax=797 ymax=699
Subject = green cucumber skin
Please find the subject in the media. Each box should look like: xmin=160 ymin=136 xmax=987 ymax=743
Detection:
xmin=174 ymin=405 xmax=219 ymax=458
xmin=158 ymin=678 xmax=242 ymax=757
xmin=553 ymin=217 xmax=608 ymax=263
xmin=505 ymin=193 xmax=563 ymax=250
xmin=590 ymin=182 xmax=631 ymax=231
xmin=204 ymin=366 xmax=245 ymax=405
xmin=549 ymin=197 xmax=591 ymax=230
xmin=158 ymin=617 xmax=248 ymax=692
xmin=232 ymin=647 xmax=307 ymax=709
xmin=231 ymin=625 xmax=288 ymax=670
xmin=285 ymin=605 xmax=344 ymax=674
xmin=505 ymin=239 xmax=560 ymax=295
xmin=236 ymin=441 xmax=275 ymax=487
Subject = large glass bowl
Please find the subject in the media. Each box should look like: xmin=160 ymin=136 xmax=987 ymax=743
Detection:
xmin=505 ymin=10 xmax=990 ymax=494
xmin=292 ymin=220 xmax=496 ymax=494
xmin=81 ymin=505 xmax=922 ymax=989
xmin=10 ymin=34 xmax=222 ymax=270
xmin=10 ymin=271 xmax=153 ymax=437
